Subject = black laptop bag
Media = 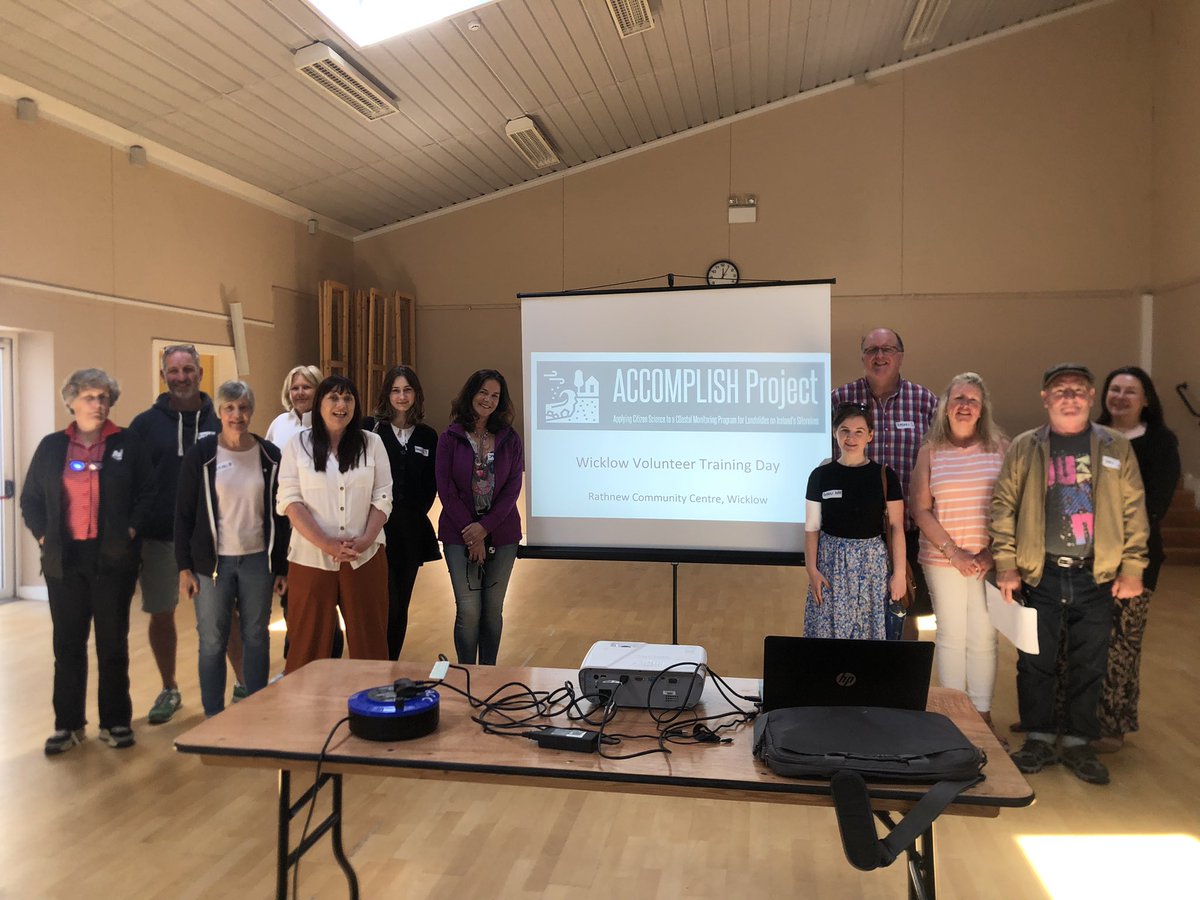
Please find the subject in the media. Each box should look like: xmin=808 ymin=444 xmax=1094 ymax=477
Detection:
xmin=753 ymin=706 xmax=986 ymax=871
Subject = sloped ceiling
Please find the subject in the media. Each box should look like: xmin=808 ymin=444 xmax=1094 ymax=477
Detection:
xmin=0 ymin=0 xmax=1097 ymax=233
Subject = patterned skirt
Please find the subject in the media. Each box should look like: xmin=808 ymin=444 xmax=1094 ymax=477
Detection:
xmin=804 ymin=533 xmax=889 ymax=640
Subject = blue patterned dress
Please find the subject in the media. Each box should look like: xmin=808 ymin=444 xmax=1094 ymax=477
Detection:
xmin=803 ymin=533 xmax=889 ymax=639
xmin=803 ymin=459 xmax=899 ymax=640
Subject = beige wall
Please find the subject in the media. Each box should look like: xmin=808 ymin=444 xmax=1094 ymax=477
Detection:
xmin=0 ymin=109 xmax=353 ymax=594
xmin=1151 ymin=0 xmax=1200 ymax=476
xmin=4 ymin=0 xmax=1198 ymax=593
xmin=355 ymin=0 xmax=1160 ymax=444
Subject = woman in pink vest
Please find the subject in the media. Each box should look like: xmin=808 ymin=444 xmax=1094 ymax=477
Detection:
xmin=910 ymin=373 xmax=1008 ymax=734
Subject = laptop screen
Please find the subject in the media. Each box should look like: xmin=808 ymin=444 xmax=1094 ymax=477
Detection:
xmin=761 ymin=635 xmax=934 ymax=712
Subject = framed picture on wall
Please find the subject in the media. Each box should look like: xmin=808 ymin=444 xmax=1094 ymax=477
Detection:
xmin=151 ymin=340 xmax=238 ymax=396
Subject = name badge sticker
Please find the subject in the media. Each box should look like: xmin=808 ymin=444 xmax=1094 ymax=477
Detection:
xmin=895 ymin=420 xmax=915 ymax=430
xmin=415 ymin=446 xmax=430 ymax=457
xmin=1102 ymin=455 xmax=1121 ymax=470
xmin=822 ymin=489 xmax=843 ymax=500
xmin=215 ymin=460 xmax=234 ymax=473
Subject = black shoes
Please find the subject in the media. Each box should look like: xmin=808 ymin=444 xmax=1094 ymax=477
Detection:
xmin=1010 ymin=738 xmax=1059 ymax=773
xmin=1011 ymin=738 xmax=1110 ymax=784
xmin=1060 ymin=744 xmax=1110 ymax=785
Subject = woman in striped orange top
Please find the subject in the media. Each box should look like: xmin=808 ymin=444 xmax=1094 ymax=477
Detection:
xmin=910 ymin=373 xmax=1008 ymax=728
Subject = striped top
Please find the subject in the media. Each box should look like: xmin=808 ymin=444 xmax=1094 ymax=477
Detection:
xmin=917 ymin=444 xmax=1004 ymax=567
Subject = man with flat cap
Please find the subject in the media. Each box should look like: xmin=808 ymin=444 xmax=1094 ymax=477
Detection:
xmin=990 ymin=363 xmax=1148 ymax=785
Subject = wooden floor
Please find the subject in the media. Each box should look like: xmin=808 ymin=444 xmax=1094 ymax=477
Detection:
xmin=2 ymin=559 xmax=1199 ymax=899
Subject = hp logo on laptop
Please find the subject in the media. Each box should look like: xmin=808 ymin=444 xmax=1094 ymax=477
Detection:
xmin=835 ymin=672 xmax=857 ymax=687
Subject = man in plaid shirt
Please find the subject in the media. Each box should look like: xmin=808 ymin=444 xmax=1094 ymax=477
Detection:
xmin=831 ymin=328 xmax=938 ymax=630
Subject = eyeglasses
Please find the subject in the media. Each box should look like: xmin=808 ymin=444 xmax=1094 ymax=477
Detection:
xmin=68 ymin=460 xmax=102 ymax=472
xmin=835 ymin=402 xmax=870 ymax=413
xmin=862 ymin=345 xmax=900 ymax=357
xmin=1047 ymin=387 xmax=1090 ymax=401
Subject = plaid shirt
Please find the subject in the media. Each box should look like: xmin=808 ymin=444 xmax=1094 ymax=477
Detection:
xmin=831 ymin=376 xmax=938 ymax=528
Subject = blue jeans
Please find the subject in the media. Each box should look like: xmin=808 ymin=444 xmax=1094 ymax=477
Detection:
xmin=1017 ymin=560 xmax=1114 ymax=740
xmin=193 ymin=552 xmax=274 ymax=716
xmin=444 ymin=542 xmax=517 ymax=665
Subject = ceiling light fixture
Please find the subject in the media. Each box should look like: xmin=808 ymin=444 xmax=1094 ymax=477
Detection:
xmin=605 ymin=0 xmax=655 ymax=38
xmin=505 ymin=117 xmax=559 ymax=170
xmin=305 ymin=0 xmax=497 ymax=46
xmin=293 ymin=43 xmax=398 ymax=121
xmin=902 ymin=0 xmax=953 ymax=50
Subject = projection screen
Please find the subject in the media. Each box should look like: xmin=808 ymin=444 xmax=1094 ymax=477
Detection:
xmin=519 ymin=280 xmax=833 ymax=564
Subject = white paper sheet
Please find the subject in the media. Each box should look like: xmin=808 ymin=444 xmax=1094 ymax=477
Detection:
xmin=985 ymin=582 xmax=1040 ymax=654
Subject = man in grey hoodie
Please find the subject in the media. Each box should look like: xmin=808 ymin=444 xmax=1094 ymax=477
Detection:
xmin=129 ymin=345 xmax=219 ymax=724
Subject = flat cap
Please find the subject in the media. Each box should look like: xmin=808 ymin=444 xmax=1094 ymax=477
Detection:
xmin=1042 ymin=363 xmax=1094 ymax=389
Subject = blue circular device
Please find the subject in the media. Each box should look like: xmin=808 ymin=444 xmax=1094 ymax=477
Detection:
xmin=347 ymin=682 xmax=440 ymax=742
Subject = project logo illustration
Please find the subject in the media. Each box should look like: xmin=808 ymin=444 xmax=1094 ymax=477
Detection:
xmin=534 ymin=354 xmax=827 ymax=433
xmin=541 ymin=368 xmax=601 ymax=424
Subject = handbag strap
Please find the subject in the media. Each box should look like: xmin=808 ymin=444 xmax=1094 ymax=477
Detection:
xmin=880 ymin=465 xmax=894 ymax=552
xmin=832 ymin=770 xmax=984 ymax=871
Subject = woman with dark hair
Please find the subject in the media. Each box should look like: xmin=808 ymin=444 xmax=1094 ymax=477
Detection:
xmin=22 ymin=368 xmax=153 ymax=754
xmin=436 ymin=369 xmax=524 ymax=665
xmin=1092 ymin=366 xmax=1181 ymax=752
xmin=367 ymin=365 xmax=440 ymax=660
xmin=804 ymin=402 xmax=906 ymax=640
xmin=277 ymin=376 xmax=392 ymax=672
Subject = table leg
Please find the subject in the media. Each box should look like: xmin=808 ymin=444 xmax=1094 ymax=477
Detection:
xmin=275 ymin=768 xmax=360 ymax=900
xmin=277 ymin=770 xmax=290 ymax=900
xmin=904 ymin=826 xmax=935 ymax=900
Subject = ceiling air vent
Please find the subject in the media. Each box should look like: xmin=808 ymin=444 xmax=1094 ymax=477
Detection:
xmin=902 ymin=0 xmax=952 ymax=50
xmin=605 ymin=0 xmax=655 ymax=39
xmin=505 ymin=116 xmax=559 ymax=169
xmin=293 ymin=42 xmax=397 ymax=121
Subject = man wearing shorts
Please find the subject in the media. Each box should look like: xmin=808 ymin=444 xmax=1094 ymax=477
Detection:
xmin=129 ymin=345 xmax=219 ymax=724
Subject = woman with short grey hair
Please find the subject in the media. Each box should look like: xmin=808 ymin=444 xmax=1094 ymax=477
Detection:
xmin=175 ymin=380 xmax=290 ymax=716
xmin=62 ymin=368 xmax=122 ymax=409
xmin=21 ymin=368 xmax=154 ymax=754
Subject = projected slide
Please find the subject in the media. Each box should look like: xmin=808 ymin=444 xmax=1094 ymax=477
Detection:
xmin=520 ymin=280 xmax=832 ymax=561
xmin=532 ymin=352 xmax=827 ymax=524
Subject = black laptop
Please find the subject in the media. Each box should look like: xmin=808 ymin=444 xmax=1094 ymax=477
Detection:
xmin=761 ymin=636 xmax=934 ymax=712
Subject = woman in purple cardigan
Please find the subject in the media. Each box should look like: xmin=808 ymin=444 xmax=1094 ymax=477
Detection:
xmin=436 ymin=369 xmax=524 ymax=665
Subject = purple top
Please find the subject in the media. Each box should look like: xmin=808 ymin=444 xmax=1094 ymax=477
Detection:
xmin=436 ymin=423 xmax=524 ymax=547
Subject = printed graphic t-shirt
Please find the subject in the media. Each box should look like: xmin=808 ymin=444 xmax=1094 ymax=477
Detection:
xmin=1044 ymin=430 xmax=1094 ymax=559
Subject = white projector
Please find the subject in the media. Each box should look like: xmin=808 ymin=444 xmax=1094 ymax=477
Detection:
xmin=578 ymin=641 xmax=708 ymax=709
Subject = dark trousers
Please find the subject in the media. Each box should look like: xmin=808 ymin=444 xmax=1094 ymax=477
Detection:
xmin=1017 ymin=560 xmax=1114 ymax=740
xmin=386 ymin=557 xmax=421 ymax=661
xmin=46 ymin=540 xmax=137 ymax=731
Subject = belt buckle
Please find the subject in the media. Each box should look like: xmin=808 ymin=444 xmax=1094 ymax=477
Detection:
xmin=1053 ymin=555 xmax=1084 ymax=569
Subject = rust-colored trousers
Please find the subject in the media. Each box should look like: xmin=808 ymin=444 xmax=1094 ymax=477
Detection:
xmin=283 ymin=550 xmax=388 ymax=674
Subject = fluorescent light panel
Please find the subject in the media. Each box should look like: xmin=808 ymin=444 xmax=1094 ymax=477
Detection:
xmin=306 ymin=1 xmax=495 ymax=46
